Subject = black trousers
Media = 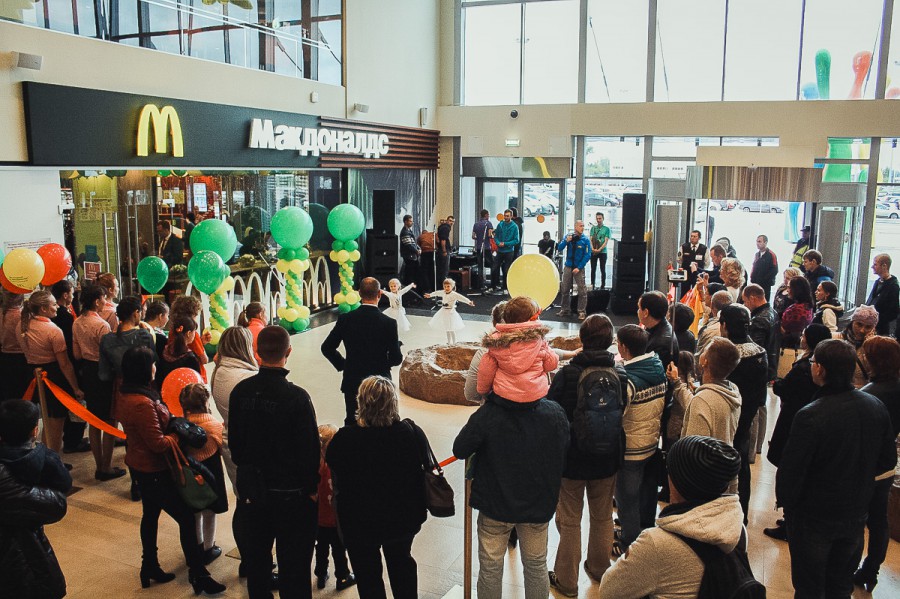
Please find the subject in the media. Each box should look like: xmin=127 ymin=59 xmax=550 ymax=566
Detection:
xmin=233 ymin=492 xmax=317 ymax=599
xmin=400 ymin=258 xmax=419 ymax=287
xmin=736 ymin=437 xmax=751 ymax=524
xmin=492 ymin=252 xmax=515 ymax=289
xmin=315 ymin=525 xmax=350 ymax=578
xmin=437 ymin=251 xmax=450 ymax=285
xmin=589 ymin=252 xmax=608 ymax=288
xmin=62 ymin=415 xmax=87 ymax=451
xmin=346 ymin=533 xmax=417 ymax=599
xmin=343 ymin=391 xmax=359 ymax=427
xmin=133 ymin=469 xmax=206 ymax=572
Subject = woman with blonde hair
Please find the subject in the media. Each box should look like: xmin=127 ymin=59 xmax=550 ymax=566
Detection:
xmin=773 ymin=267 xmax=803 ymax=321
xmin=326 ymin=375 xmax=427 ymax=598
xmin=19 ymin=290 xmax=84 ymax=454
xmin=719 ymin=257 xmax=745 ymax=302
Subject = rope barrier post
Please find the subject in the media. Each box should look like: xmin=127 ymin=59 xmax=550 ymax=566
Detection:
xmin=464 ymin=458 xmax=473 ymax=599
xmin=33 ymin=368 xmax=48 ymax=444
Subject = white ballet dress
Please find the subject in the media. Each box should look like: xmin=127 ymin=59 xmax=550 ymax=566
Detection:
xmin=383 ymin=284 xmax=414 ymax=332
xmin=429 ymin=290 xmax=471 ymax=333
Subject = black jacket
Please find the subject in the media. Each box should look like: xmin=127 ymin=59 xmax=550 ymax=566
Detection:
xmin=866 ymin=275 xmax=900 ymax=335
xmin=749 ymin=303 xmax=778 ymax=380
xmin=321 ymin=304 xmax=403 ymax=393
xmin=727 ymin=340 xmax=769 ymax=448
xmin=326 ymin=421 xmax=427 ymax=545
xmin=547 ymin=350 xmax=626 ymax=480
xmin=861 ymin=379 xmax=900 ymax=438
xmin=646 ymin=319 xmax=679 ymax=368
xmin=453 ymin=394 xmax=568 ymax=523
xmin=0 ymin=463 xmax=68 ymax=599
xmin=804 ymin=264 xmax=835 ymax=288
xmin=229 ymin=367 xmax=320 ymax=494
xmin=750 ymin=249 xmax=778 ymax=288
xmin=159 ymin=233 xmax=184 ymax=268
xmin=776 ymin=385 xmax=897 ymax=520
xmin=768 ymin=357 xmax=818 ymax=467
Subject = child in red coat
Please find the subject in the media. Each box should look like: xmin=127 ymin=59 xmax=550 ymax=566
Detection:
xmin=315 ymin=424 xmax=356 ymax=591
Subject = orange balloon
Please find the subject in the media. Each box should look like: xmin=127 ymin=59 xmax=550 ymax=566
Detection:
xmin=496 ymin=213 xmax=504 ymax=221
xmin=160 ymin=368 xmax=203 ymax=417
xmin=37 ymin=243 xmax=72 ymax=286
xmin=536 ymin=214 xmax=545 ymax=223
xmin=0 ymin=267 xmax=30 ymax=294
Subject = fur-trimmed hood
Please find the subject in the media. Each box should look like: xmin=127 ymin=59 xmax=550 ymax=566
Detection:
xmin=482 ymin=321 xmax=551 ymax=349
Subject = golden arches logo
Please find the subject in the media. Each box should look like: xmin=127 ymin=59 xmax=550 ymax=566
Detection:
xmin=136 ymin=104 xmax=184 ymax=157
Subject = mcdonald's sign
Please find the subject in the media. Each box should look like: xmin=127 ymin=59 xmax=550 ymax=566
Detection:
xmin=136 ymin=104 xmax=184 ymax=157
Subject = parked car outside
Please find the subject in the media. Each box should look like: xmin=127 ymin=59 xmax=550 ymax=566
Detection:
xmin=736 ymin=200 xmax=783 ymax=213
xmin=876 ymin=201 xmax=900 ymax=219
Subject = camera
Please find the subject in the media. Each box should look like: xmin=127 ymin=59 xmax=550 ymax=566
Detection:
xmin=510 ymin=109 xmax=518 ymax=119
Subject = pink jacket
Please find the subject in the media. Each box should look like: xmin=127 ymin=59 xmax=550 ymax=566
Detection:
xmin=476 ymin=321 xmax=558 ymax=402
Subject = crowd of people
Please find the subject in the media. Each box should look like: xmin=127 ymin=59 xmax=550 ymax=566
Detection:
xmin=1 ymin=227 xmax=899 ymax=598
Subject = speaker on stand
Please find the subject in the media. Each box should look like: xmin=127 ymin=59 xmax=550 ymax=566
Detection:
xmin=611 ymin=193 xmax=648 ymax=314
xmin=372 ymin=190 xmax=396 ymax=235
xmin=365 ymin=231 xmax=399 ymax=288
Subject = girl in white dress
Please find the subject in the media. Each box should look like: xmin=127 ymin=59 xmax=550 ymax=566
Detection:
xmin=383 ymin=278 xmax=415 ymax=332
xmin=425 ymin=278 xmax=475 ymax=344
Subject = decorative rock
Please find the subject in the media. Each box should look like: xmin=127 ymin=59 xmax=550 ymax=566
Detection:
xmin=400 ymin=343 xmax=481 ymax=406
xmin=549 ymin=335 xmax=582 ymax=352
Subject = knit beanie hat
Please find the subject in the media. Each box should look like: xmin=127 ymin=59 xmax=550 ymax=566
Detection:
xmin=667 ymin=435 xmax=741 ymax=502
xmin=852 ymin=305 xmax=879 ymax=327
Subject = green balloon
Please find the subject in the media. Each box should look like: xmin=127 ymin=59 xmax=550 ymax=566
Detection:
xmin=292 ymin=318 xmax=310 ymax=331
xmin=191 ymin=218 xmax=238 ymax=261
xmin=350 ymin=302 xmax=361 ymax=311
xmin=327 ymin=204 xmax=365 ymax=241
xmin=280 ymin=320 xmax=293 ymax=331
xmin=338 ymin=302 xmax=352 ymax=313
xmin=345 ymin=240 xmax=359 ymax=252
xmin=332 ymin=240 xmax=344 ymax=251
xmin=297 ymin=247 xmax=310 ymax=260
xmin=188 ymin=251 xmax=227 ymax=295
xmin=271 ymin=207 xmax=314 ymax=249
xmin=136 ymin=256 xmax=169 ymax=294
xmin=280 ymin=248 xmax=297 ymax=261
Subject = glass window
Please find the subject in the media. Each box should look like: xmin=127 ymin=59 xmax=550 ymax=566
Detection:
xmin=799 ymin=0 xmax=884 ymax=100
xmin=652 ymin=136 xmax=720 ymax=158
xmin=273 ymin=27 xmax=305 ymax=77
xmin=46 ymin=0 xmax=76 ymax=34
xmin=822 ymin=137 xmax=871 ymax=182
xmin=186 ymin=15 xmax=228 ymax=64
xmin=75 ymin=0 xmax=97 ymax=37
xmin=888 ymin=3 xmax=900 ymax=99
xmin=723 ymin=0 xmax=802 ymax=100
xmin=652 ymin=160 xmax=693 ymax=179
xmin=315 ymin=19 xmax=343 ymax=86
xmin=463 ymin=3 xmax=522 ymax=106
xmin=114 ymin=0 xmax=140 ymax=39
xmin=522 ymin=0 xmax=578 ymax=104
xmin=585 ymin=137 xmax=644 ymax=178
xmin=585 ymin=0 xmax=648 ymax=103
xmin=655 ymin=0 xmax=726 ymax=101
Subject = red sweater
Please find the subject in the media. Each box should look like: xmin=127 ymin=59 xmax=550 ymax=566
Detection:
xmin=118 ymin=391 xmax=175 ymax=473
xmin=317 ymin=460 xmax=337 ymax=527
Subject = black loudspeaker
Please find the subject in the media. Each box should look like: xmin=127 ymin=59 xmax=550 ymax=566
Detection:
xmin=365 ymin=232 xmax=399 ymax=285
xmin=615 ymin=241 xmax=646 ymax=261
xmin=372 ymin=190 xmax=396 ymax=235
xmin=610 ymin=293 xmax=640 ymax=315
xmin=570 ymin=289 xmax=610 ymax=314
xmin=621 ymin=193 xmax=647 ymax=243
xmin=612 ymin=240 xmax=646 ymax=310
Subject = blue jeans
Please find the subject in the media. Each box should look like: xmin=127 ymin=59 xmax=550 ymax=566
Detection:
xmin=786 ymin=513 xmax=865 ymax=598
xmin=476 ymin=513 xmax=549 ymax=599
xmin=614 ymin=456 xmax=658 ymax=548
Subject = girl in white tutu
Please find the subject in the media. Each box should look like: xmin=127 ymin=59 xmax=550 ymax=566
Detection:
xmin=383 ymin=278 xmax=415 ymax=332
xmin=425 ymin=278 xmax=475 ymax=344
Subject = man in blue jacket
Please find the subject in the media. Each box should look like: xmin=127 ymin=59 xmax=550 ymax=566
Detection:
xmin=557 ymin=220 xmax=592 ymax=320
xmin=491 ymin=209 xmax=520 ymax=294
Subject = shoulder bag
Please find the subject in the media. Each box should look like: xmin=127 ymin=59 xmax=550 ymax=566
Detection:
xmin=403 ymin=418 xmax=455 ymax=518
xmin=167 ymin=441 xmax=218 ymax=511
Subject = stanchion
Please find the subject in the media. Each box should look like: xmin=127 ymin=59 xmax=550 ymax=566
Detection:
xmin=33 ymin=368 xmax=49 ymax=444
xmin=464 ymin=459 xmax=473 ymax=599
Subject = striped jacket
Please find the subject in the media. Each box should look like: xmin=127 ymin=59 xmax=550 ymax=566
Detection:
xmin=621 ymin=352 xmax=667 ymax=461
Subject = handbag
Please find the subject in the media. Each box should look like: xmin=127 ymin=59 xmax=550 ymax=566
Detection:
xmin=403 ymin=418 xmax=455 ymax=518
xmin=168 ymin=442 xmax=218 ymax=511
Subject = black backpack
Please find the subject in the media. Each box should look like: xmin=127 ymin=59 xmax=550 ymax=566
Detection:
xmin=675 ymin=530 xmax=766 ymax=599
xmin=572 ymin=365 xmax=623 ymax=457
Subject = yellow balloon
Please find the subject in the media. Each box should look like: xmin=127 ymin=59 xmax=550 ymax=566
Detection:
xmin=221 ymin=276 xmax=235 ymax=291
xmin=276 ymin=306 xmax=287 ymax=319
xmin=3 ymin=248 xmax=44 ymax=290
xmin=349 ymin=250 xmax=361 ymax=262
xmin=329 ymin=250 xmax=339 ymax=262
xmin=275 ymin=259 xmax=290 ymax=273
xmin=337 ymin=250 xmax=350 ymax=263
xmin=297 ymin=306 xmax=311 ymax=319
xmin=283 ymin=308 xmax=298 ymax=321
xmin=334 ymin=292 xmax=346 ymax=304
xmin=346 ymin=291 xmax=360 ymax=305
xmin=297 ymin=259 xmax=310 ymax=272
xmin=209 ymin=330 xmax=222 ymax=345
xmin=289 ymin=259 xmax=304 ymax=274
xmin=506 ymin=254 xmax=561 ymax=310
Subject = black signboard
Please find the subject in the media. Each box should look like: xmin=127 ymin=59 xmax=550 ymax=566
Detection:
xmin=22 ymin=83 xmax=438 ymax=169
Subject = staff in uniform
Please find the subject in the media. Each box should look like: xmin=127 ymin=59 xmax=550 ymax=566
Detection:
xmin=0 ymin=290 xmax=29 ymax=400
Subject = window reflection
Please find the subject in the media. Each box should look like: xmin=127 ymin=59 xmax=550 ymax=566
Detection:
xmin=585 ymin=0 xmax=648 ymax=103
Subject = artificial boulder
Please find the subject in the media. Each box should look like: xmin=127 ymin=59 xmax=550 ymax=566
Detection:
xmin=549 ymin=335 xmax=582 ymax=352
xmin=400 ymin=343 xmax=480 ymax=406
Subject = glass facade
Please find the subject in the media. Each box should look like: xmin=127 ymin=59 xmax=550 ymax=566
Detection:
xmin=1 ymin=0 xmax=343 ymax=85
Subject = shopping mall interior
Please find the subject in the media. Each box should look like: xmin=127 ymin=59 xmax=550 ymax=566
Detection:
xmin=1 ymin=1 xmax=900 ymax=597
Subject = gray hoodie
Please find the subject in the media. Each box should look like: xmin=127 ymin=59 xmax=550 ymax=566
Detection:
xmin=679 ymin=379 xmax=742 ymax=446
xmin=599 ymin=495 xmax=745 ymax=599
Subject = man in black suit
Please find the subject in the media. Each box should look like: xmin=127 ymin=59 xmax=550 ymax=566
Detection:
xmin=156 ymin=219 xmax=184 ymax=267
xmin=677 ymin=229 xmax=708 ymax=297
xmin=321 ymin=277 xmax=404 ymax=426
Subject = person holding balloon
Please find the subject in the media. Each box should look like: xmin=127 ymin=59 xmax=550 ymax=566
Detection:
xmin=156 ymin=315 xmax=203 ymax=391
xmin=19 ymin=290 xmax=85 ymax=456
xmin=73 ymin=285 xmax=124 ymax=481
xmin=0 ymin=289 xmax=29 ymax=400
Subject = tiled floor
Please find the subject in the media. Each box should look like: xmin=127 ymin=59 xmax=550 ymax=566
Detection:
xmin=50 ymin=313 xmax=899 ymax=597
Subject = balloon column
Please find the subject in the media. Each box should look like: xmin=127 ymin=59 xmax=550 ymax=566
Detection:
xmin=187 ymin=219 xmax=238 ymax=346
xmin=0 ymin=243 xmax=71 ymax=294
xmin=271 ymin=207 xmax=314 ymax=332
xmin=327 ymin=204 xmax=365 ymax=313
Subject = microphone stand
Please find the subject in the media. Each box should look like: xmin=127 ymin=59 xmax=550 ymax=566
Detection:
xmin=432 ymin=223 xmax=441 ymax=311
